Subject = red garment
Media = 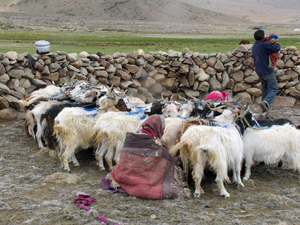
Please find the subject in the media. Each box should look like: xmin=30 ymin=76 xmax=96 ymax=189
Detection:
xmin=108 ymin=132 xmax=186 ymax=200
xmin=111 ymin=152 xmax=167 ymax=199
xmin=205 ymin=91 xmax=229 ymax=101
xmin=139 ymin=114 xmax=164 ymax=139
xmin=269 ymin=43 xmax=279 ymax=66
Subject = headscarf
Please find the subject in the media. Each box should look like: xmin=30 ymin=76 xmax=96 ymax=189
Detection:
xmin=139 ymin=114 xmax=165 ymax=139
xmin=205 ymin=91 xmax=229 ymax=101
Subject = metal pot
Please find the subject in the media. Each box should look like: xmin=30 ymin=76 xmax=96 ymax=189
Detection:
xmin=35 ymin=40 xmax=50 ymax=54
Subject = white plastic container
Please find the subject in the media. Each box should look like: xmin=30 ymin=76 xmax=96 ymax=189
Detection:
xmin=35 ymin=40 xmax=50 ymax=54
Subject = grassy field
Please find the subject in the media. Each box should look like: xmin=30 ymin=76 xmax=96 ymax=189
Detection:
xmin=0 ymin=30 xmax=299 ymax=55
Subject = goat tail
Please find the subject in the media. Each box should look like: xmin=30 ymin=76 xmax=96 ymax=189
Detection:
xmin=53 ymin=123 xmax=62 ymax=139
xmin=169 ymin=140 xmax=190 ymax=156
xmin=86 ymin=129 xmax=96 ymax=146
xmin=194 ymin=146 xmax=219 ymax=168
xmin=192 ymin=145 xmax=230 ymax=184
xmin=26 ymin=110 xmax=34 ymax=121
xmin=24 ymin=120 xmax=31 ymax=137
xmin=20 ymin=99 xmax=29 ymax=108
xmin=94 ymin=130 xmax=105 ymax=148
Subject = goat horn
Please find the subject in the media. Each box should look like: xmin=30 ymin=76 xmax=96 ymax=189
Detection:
xmin=206 ymin=103 xmax=227 ymax=111
xmin=231 ymin=107 xmax=243 ymax=114
xmin=235 ymin=103 xmax=250 ymax=121
xmin=107 ymin=84 xmax=114 ymax=95
xmin=92 ymin=89 xmax=101 ymax=98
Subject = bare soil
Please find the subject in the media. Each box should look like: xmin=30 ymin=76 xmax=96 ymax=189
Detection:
xmin=0 ymin=106 xmax=300 ymax=225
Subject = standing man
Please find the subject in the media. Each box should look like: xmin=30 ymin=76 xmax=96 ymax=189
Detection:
xmin=252 ymin=29 xmax=281 ymax=112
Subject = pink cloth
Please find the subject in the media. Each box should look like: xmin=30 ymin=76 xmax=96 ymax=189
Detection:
xmin=205 ymin=91 xmax=229 ymax=101
xmin=74 ymin=194 xmax=119 ymax=225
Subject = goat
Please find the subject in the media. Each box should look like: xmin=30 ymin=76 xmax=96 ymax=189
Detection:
xmin=26 ymin=100 xmax=57 ymax=147
xmin=102 ymin=115 xmax=145 ymax=170
xmin=170 ymin=109 xmax=244 ymax=198
xmin=242 ymin=123 xmax=300 ymax=180
xmin=144 ymin=100 xmax=165 ymax=115
xmin=53 ymin=107 xmax=99 ymax=172
xmin=40 ymin=102 xmax=96 ymax=149
xmin=177 ymin=100 xmax=195 ymax=118
xmin=162 ymin=117 xmax=210 ymax=187
xmin=162 ymin=117 xmax=210 ymax=150
xmin=92 ymin=112 xmax=129 ymax=170
xmin=93 ymin=102 xmax=178 ymax=171
xmin=162 ymin=103 xmax=180 ymax=117
xmin=24 ymin=85 xmax=61 ymax=104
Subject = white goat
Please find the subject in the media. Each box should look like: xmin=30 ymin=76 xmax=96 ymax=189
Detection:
xmin=68 ymin=82 xmax=101 ymax=103
xmin=170 ymin=110 xmax=244 ymax=198
xmin=96 ymin=114 xmax=145 ymax=171
xmin=179 ymin=101 xmax=195 ymax=118
xmin=162 ymin=117 xmax=210 ymax=150
xmin=92 ymin=102 xmax=181 ymax=171
xmin=24 ymin=85 xmax=61 ymax=105
xmin=92 ymin=111 xmax=127 ymax=170
xmin=242 ymin=124 xmax=300 ymax=180
xmin=53 ymin=107 xmax=99 ymax=172
xmin=162 ymin=103 xmax=180 ymax=117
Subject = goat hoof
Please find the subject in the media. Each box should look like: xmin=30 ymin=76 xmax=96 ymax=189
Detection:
xmin=194 ymin=193 xmax=201 ymax=198
xmin=221 ymin=193 xmax=230 ymax=198
xmin=67 ymin=170 xmax=71 ymax=173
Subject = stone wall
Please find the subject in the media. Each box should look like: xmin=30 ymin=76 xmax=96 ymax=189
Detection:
xmin=1 ymin=45 xmax=300 ymax=119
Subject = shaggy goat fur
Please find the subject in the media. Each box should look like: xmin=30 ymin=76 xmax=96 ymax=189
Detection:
xmin=243 ymin=124 xmax=300 ymax=180
xmin=96 ymin=115 xmax=145 ymax=171
xmin=170 ymin=110 xmax=244 ymax=198
xmin=53 ymin=108 xmax=99 ymax=172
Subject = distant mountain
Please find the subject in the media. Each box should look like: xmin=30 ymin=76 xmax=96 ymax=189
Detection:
xmin=0 ymin=0 xmax=242 ymax=23
xmin=0 ymin=0 xmax=299 ymax=33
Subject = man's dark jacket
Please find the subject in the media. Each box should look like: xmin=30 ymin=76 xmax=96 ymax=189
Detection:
xmin=252 ymin=40 xmax=281 ymax=76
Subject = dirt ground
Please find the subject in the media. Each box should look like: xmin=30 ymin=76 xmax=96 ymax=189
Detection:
xmin=1 ymin=106 xmax=300 ymax=225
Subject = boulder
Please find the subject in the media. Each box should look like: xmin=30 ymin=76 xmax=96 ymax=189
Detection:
xmin=0 ymin=96 xmax=9 ymax=109
xmin=0 ymin=83 xmax=10 ymax=94
xmin=208 ymin=77 xmax=221 ymax=92
xmin=233 ymin=92 xmax=253 ymax=105
xmin=272 ymin=95 xmax=296 ymax=107
xmin=8 ymin=69 xmax=24 ymax=79
xmin=2 ymin=94 xmax=23 ymax=110
xmin=116 ymin=70 xmax=132 ymax=81
xmin=43 ymin=172 xmax=82 ymax=185
xmin=0 ymin=64 xmax=5 ymax=75
xmin=5 ymin=51 xmax=18 ymax=61
xmin=0 ymin=107 xmax=17 ymax=120
xmin=246 ymin=88 xmax=262 ymax=97
xmin=66 ymin=53 xmax=78 ymax=62
xmin=232 ymin=70 xmax=244 ymax=83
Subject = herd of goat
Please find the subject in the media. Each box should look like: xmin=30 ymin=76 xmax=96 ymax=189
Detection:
xmin=22 ymin=81 xmax=300 ymax=198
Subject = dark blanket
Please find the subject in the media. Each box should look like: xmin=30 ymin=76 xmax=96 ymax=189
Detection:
xmin=107 ymin=132 xmax=187 ymax=200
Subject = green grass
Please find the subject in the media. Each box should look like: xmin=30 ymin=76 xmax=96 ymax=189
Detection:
xmin=0 ymin=30 xmax=299 ymax=55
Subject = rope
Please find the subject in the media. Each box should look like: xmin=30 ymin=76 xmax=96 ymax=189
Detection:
xmin=74 ymin=194 xmax=119 ymax=225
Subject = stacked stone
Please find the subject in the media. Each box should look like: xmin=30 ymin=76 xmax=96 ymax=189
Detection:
xmin=1 ymin=45 xmax=300 ymax=119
